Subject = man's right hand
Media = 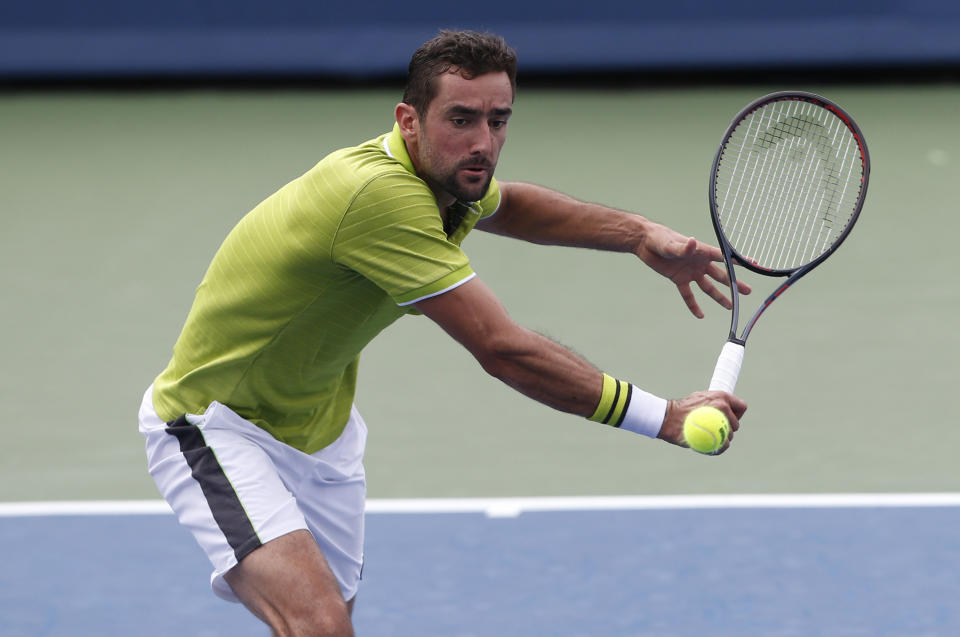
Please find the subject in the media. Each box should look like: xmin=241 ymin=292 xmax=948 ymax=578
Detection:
xmin=659 ymin=391 xmax=748 ymax=454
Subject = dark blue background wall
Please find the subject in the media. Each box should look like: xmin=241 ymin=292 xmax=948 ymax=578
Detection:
xmin=2 ymin=1 xmax=960 ymax=78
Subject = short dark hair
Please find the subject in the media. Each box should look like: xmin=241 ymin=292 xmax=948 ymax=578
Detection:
xmin=402 ymin=30 xmax=518 ymax=116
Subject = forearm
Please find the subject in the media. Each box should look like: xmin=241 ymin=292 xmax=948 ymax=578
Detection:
xmin=477 ymin=325 xmax=603 ymax=417
xmin=415 ymin=276 xmax=668 ymax=438
xmin=481 ymin=326 xmax=667 ymax=437
xmin=483 ymin=181 xmax=654 ymax=252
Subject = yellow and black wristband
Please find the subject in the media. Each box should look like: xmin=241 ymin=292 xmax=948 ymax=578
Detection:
xmin=588 ymin=373 xmax=667 ymax=438
xmin=589 ymin=373 xmax=633 ymax=427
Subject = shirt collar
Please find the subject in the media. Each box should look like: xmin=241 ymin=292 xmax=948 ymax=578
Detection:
xmin=383 ymin=123 xmax=417 ymax=175
xmin=383 ymin=123 xmax=487 ymax=209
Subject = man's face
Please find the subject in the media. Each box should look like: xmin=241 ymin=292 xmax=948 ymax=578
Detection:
xmin=413 ymin=70 xmax=513 ymax=204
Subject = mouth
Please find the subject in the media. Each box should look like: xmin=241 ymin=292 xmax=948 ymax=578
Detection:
xmin=459 ymin=163 xmax=491 ymax=179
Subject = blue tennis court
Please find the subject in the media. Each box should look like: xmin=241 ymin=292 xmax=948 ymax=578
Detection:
xmin=2 ymin=497 xmax=957 ymax=636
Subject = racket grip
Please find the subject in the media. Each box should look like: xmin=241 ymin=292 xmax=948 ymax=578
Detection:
xmin=708 ymin=342 xmax=745 ymax=394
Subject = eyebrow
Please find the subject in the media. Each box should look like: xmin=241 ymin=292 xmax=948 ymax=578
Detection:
xmin=446 ymin=105 xmax=513 ymax=117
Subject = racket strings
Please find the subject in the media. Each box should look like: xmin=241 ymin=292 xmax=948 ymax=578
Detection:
xmin=715 ymin=99 xmax=864 ymax=271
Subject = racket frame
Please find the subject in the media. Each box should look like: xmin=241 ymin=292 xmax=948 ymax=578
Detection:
xmin=708 ymin=91 xmax=870 ymax=347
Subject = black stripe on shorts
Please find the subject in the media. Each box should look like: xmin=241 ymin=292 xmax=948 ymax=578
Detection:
xmin=165 ymin=415 xmax=262 ymax=562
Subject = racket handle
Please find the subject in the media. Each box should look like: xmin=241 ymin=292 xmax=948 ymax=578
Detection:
xmin=708 ymin=342 xmax=745 ymax=394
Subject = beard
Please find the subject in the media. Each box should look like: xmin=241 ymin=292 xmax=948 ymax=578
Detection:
xmin=436 ymin=158 xmax=495 ymax=203
xmin=441 ymin=171 xmax=492 ymax=203
xmin=417 ymin=130 xmax=496 ymax=203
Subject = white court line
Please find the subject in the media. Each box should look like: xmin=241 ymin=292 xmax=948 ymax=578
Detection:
xmin=1 ymin=493 xmax=960 ymax=518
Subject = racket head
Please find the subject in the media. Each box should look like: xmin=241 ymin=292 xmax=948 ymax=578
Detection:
xmin=709 ymin=91 xmax=870 ymax=277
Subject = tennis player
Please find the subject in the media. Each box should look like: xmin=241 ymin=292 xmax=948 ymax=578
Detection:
xmin=139 ymin=30 xmax=748 ymax=636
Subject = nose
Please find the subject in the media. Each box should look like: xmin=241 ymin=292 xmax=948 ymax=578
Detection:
xmin=469 ymin=122 xmax=495 ymax=156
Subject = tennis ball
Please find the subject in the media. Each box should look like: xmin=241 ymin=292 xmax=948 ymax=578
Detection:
xmin=682 ymin=406 xmax=730 ymax=455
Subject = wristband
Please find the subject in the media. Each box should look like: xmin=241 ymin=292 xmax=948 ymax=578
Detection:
xmin=588 ymin=373 xmax=667 ymax=438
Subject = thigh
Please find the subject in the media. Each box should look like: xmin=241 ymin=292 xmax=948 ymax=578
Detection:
xmin=225 ymin=529 xmax=354 ymax=636
xmin=276 ymin=405 xmax=368 ymax=603
xmin=143 ymin=405 xmax=309 ymax=601
xmin=140 ymin=387 xmax=367 ymax=612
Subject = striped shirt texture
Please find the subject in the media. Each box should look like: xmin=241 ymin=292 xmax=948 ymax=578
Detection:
xmin=153 ymin=124 xmax=501 ymax=453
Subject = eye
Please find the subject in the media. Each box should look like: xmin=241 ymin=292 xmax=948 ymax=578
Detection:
xmin=490 ymin=119 xmax=507 ymax=130
xmin=451 ymin=118 xmax=469 ymax=127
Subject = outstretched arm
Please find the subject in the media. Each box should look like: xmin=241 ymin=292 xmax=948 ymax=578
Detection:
xmin=417 ymin=276 xmax=601 ymax=416
xmin=477 ymin=181 xmax=750 ymax=318
xmin=414 ymin=276 xmax=747 ymax=451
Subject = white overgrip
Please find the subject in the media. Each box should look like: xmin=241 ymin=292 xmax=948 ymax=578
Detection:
xmin=708 ymin=342 xmax=745 ymax=393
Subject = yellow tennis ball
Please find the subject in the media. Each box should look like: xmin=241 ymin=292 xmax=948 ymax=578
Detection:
xmin=682 ymin=406 xmax=730 ymax=454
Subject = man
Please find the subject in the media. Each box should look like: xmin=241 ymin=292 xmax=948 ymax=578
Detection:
xmin=139 ymin=30 xmax=748 ymax=636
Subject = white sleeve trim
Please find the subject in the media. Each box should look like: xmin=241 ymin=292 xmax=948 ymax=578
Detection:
xmin=396 ymin=272 xmax=477 ymax=306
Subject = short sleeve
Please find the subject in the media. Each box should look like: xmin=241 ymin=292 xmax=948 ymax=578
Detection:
xmin=332 ymin=171 xmax=474 ymax=305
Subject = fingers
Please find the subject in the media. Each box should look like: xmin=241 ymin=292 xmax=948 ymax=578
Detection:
xmin=696 ymin=277 xmax=732 ymax=310
xmin=690 ymin=239 xmax=722 ymax=262
xmin=666 ymin=390 xmax=747 ymax=456
xmin=664 ymin=237 xmax=754 ymax=315
xmin=676 ymin=283 xmax=705 ymax=319
xmin=709 ymin=392 xmax=746 ymax=430
xmin=678 ymin=242 xmax=751 ymax=313
xmin=705 ymin=261 xmax=752 ymax=296
xmin=706 ymin=262 xmax=728 ymax=283
xmin=657 ymin=391 xmax=747 ymax=455
xmin=725 ymin=392 xmax=748 ymax=419
xmin=713 ymin=434 xmax=734 ymax=455
xmin=708 ymin=404 xmax=740 ymax=456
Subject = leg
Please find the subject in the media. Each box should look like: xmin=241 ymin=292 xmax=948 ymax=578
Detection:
xmin=140 ymin=393 xmax=366 ymax=634
xmin=225 ymin=529 xmax=354 ymax=637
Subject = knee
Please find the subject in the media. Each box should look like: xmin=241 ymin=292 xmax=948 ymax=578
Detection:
xmin=270 ymin=603 xmax=354 ymax=637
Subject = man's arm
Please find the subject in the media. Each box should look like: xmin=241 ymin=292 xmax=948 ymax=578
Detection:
xmin=416 ymin=276 xmax=601 ymax=416
xmin=477 ymin=181 xmax=750 ymax=318
xmin=477 ymin=181 xmax=648 ymax=251
xmin=414 ymin=276 xmax=747 ymax=451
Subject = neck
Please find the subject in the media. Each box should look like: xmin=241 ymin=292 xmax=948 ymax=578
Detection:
xmin=429 ymin=182 xmax=457 ymax=210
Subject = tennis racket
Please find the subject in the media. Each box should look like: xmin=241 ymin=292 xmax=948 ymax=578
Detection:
xmin=707 ymin=91 xmax=870 ymax=394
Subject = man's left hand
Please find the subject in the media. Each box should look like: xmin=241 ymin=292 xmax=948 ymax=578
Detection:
xmin=634 ymin=223 xmax=751 ymax=318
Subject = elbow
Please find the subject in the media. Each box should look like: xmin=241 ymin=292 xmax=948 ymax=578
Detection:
xmin=477 ymin=351 xmax=509 ymax=381
xmin=472 ymin=329 xmax=530 ymax=381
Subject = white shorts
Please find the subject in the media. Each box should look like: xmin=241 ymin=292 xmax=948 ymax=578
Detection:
xmin=138 ymin=386 xmax=367 ymax=603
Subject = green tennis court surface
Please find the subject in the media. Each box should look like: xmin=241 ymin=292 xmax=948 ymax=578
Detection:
xmin=0 ymin=84 xmax=957 ymax=503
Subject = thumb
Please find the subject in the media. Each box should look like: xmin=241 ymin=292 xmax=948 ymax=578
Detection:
xmin=675 ymin=236 xmax=697 ymax=258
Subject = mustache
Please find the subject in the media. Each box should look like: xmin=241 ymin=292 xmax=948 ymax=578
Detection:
xmin=457 ymin=157 xmax=493 ymax=170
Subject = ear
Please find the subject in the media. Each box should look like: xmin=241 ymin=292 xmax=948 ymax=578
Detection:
xmin=395 ymin=103 xmax=420 ymax=144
